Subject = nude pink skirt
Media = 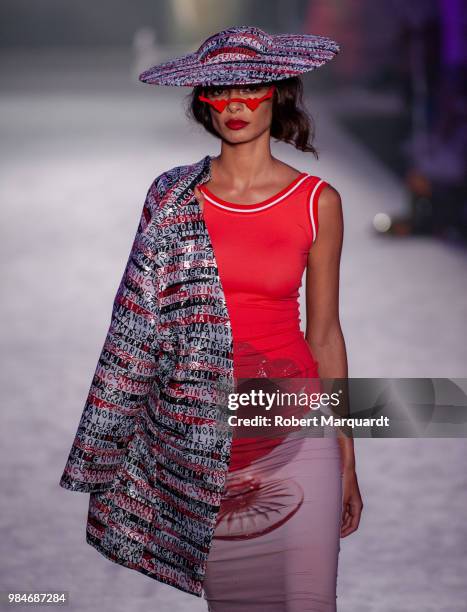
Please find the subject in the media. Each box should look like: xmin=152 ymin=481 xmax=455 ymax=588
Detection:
xmin=202 ymin=431 xmax=343 ymax=611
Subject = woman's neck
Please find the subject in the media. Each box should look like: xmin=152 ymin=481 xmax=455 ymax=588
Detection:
xmin=212 ymin=145 xmax=278 ymax=190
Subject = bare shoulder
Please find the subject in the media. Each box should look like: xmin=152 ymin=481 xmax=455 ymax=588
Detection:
xmin=274 ymin=160 xmax=304 ymax=182
xmin=310 ymin=183 xmax=343 ymax=251
xmin=317 ymin=183 xmax=343 ymax=227
xmin=319 ymin=183 xmax=342 ymax=209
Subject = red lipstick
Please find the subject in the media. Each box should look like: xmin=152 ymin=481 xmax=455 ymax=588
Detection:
xmin=225 ymin=119 xmax=249 ymax=130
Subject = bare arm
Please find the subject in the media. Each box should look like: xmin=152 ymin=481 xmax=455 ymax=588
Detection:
xmin=305 ymin=184 xmax=363 ymax=536
xmin=305 ymin=185 xmax=347 ymax=379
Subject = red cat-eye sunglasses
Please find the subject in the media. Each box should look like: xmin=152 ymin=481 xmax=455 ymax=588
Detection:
xmin=198 ymin=85 xmax=276 ymax=113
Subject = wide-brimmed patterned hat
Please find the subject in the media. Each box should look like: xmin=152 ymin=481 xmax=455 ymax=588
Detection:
xmin=139 ymin=25 xmax=340 ymax=87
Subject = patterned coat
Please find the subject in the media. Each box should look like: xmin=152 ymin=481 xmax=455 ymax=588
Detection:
xmin=59 ymin=153 xmax=236 ymax=597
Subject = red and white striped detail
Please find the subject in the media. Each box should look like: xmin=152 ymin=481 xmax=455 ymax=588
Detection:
xmin=308 ymin=178 xmax=328 ymax=244
xmin=199 ymin=173 xmax=311 ymax=213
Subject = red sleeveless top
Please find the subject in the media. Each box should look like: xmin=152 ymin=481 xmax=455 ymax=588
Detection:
xmin=199 ymin=173 xmax=329 ymax=470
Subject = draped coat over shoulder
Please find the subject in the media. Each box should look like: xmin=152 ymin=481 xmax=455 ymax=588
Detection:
xmin=59 ymin=154 xmax=236 ymax=597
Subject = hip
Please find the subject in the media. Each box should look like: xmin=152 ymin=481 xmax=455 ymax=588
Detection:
xmin=233 ymin=333 xmax=319 ymax=379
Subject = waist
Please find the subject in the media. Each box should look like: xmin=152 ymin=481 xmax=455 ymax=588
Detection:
xmin=227 ymin=298 xmax=303 ymax=343
xmin=233 ymin=332 xmax=307 ymax=354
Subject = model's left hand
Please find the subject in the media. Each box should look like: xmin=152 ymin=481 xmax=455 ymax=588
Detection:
xmin=340 ymin=467 xmax=363 ymax=537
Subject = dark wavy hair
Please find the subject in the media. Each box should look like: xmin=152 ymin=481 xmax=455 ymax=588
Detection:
xmin=184 ymin=77 xmax=319 ymax=159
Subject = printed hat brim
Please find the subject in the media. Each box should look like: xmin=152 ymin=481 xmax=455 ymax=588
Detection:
xmin=139 ymin=30 xmax=340 ymax=87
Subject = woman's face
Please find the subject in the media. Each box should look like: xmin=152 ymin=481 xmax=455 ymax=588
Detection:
xmin=202 ymin=84 xmax=274 ymax=143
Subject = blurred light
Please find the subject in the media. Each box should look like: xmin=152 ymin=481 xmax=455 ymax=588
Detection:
xmin=373 ymin=213 xmax=392 ymax=233
xmin=172 ymin=0 xmax=199 ymax=28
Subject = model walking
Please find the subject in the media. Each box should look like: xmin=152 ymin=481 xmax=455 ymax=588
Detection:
xmin=60 ymin=26 xmax=363 ymax=610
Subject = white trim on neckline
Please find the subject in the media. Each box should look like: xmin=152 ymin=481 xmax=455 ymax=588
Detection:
xmin=201 ymin=173 xmax=312 ymax=213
